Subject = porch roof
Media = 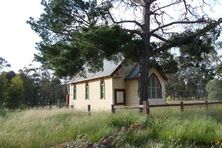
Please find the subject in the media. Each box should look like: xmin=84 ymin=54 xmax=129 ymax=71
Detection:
xmin=125 ymin=64 xmax=168 ymax=80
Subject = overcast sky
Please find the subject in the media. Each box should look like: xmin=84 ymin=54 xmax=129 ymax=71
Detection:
xmin=0 ymin=0 xmax=221 ymax=72
xmin=0 ymin=0 xmax=43 ymax=72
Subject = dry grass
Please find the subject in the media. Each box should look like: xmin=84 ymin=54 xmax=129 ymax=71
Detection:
xmin=0 ymin=106 xmax=222 ymax=147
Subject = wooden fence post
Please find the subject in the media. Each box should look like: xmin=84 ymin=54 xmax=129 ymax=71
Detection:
xmin=111 ymin=104 xmax=115 ymax=113
xmin=139 ymin=107 xmax=143 ymax=113
xmin=143 ymin=101 xmax=150 ymax=115
xmin=205 ymin=100 xmax=208 ymax=111
xmin=71 ymin=105 xmax=74 ymax=109
xmin=147 ymin=101 xmax=150 ymax=115
xmin=88 ymin=104 xmax=91 ymax=116
xmin=180 ymin=101 xmax=184 ymax=112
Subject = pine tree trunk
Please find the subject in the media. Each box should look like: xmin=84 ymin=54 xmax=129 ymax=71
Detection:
xmin=139 ymin=56 xmax=150 ymax=114
xmin=139 ymin=0 xmax=151 ymax=115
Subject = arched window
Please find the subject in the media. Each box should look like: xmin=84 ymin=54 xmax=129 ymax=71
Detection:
xmin=100 ymin=79 xmax=105 ymax=99
xmin=148 ymin=74 xmax=162 ymax=99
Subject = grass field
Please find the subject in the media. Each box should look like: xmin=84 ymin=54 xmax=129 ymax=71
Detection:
xmin=0 ymin=105 xmax=222 ymax=147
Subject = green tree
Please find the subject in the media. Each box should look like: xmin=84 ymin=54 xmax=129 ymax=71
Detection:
xmin=5 ymin=75 xmax=24 ymax=109
xmin=165 ymin=45 xmax=219 ymax=100
xmin=19 ymin=69 xmax=39 ymax=107
xmin=28 ymin=0 xmax=222 ymax=112
xmin=19 ymin=66 xmax=66 ymax=107
xmin=0 ymin=57 xmax=10 ymax=71
xmin=0 ymin=72 xmax=9 ymax=107
xmin=49 ymin=77 xmax=65 ymax=106
xmin=37 ymin=68 xmax=65 ymax=107
xmin=0 ymin=71 xmax=17 ymax=108
xmin=206 ymin=79 xmax=222 ymax=100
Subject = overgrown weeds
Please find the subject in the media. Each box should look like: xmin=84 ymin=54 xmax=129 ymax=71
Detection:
xmin=0 ymin=106 xmax=222 ymax=147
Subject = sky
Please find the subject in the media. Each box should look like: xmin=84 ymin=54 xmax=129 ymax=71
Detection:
xmin=0 ymin=0 xmax=221 ymax=73
xmin=0 ymin=0 xmax=43 ymax=72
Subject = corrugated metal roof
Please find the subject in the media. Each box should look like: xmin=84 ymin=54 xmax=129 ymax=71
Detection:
xmin=67 ymin=60 xmax=122 ymax=84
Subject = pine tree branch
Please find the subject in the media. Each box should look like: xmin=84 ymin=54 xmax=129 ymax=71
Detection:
xmin=150 ymin=19 xmax=208 ymax=34
xmin=151 ymin=18 xmax=222 ymax=56
xmin=123 ymin=28 xmax=142 ymax=36
xmin=152 ymin=1 xmax=181 ymax=14
xmin=152 ymin=33 xmax=169 ymax=42
xmin=107 ymin=10 xmax=143 ymax=28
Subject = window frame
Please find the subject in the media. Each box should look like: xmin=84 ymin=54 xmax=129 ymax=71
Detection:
xmin=85 ymin=82 xmax=89 ymax=100
xmin=148 ymin=73 xmax=162 ymax=99
xmin=100 ymin=79 xmax=105 ymax=99
xmin=73 ymin=84 xmax=76 ymax=100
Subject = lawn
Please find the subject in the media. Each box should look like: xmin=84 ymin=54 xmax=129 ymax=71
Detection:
xmin=0 ymin=106 xmax=222 ymax=147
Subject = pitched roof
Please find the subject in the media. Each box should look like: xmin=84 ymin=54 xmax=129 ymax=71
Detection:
xmin=67 ymin=60 xmax=122 ymax=84
xmin=68 ymin=60 xmax=167 ymax=84
xmin=125 ymin=64 xmax=168 ymax=80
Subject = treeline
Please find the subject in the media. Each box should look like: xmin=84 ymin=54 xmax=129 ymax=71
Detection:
xmin=165 ymin=64 xmax=222 ymax=101
xmin=0 ymin=67 xmax=66 ymax=110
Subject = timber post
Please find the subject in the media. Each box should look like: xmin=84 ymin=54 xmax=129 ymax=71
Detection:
xmin=143 ymin=101 xmax=150 ymax=115
xmin=111 ymin=104 xmax=115 ymax=113
xmin=205 ymin=100 xmax=208 ymax=111
xmin=180 ymin=101 xmax=184 ymax=112
xmin=87 ymin=104 xmax=91 ymax=116
xmin=139 ymin=107 xmax=143 ymax=113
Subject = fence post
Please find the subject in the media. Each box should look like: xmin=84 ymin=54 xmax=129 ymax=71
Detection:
xmin=143 ymin=101 xmax=150 ymax=115
xmin=111 ymin=104 xmax=115 ymax=113
xmin=180 ymin=101 xmax=184 ymax=112
xmin=205 ymin=100 xmax=208 ymax=111
xmin=71 ymin=105 xmax=74 ymax=109
xmin=139 ymin=107 xmax=143 ymax=113
xmin=87 ymin=104 xmax=91 ymax=116
xmin=147 ymin=101 xmax=150 ymax=115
